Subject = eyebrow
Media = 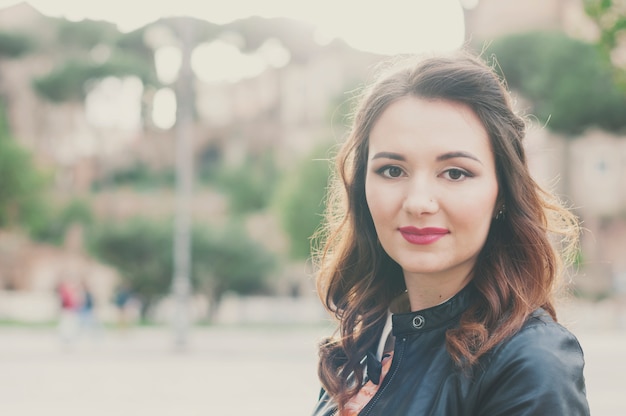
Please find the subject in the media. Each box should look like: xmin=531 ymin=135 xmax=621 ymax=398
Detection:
xmin=436 ymin=151 xmax=483 ymax=165
xmin=371 ymin=152 xmax=405 ymax=161
xmin=371 ymin=151 xmax=483 ymax=165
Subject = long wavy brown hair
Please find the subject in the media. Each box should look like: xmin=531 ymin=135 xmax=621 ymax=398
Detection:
xmin=313 ymin=51 xmax=580 ymax=410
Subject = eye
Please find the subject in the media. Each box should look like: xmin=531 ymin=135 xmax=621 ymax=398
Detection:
xmin=377 ymin=165 xmax=405 ymax=178
xmin=442 ymin=168 xmax=472 ymax=181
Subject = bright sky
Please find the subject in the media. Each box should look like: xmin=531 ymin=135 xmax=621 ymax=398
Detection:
xmin=0 ymin=0 xmax=468 ymax=55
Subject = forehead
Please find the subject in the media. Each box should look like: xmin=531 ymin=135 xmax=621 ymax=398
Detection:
xmin=368 ymin=97 xmax=493 ymax=160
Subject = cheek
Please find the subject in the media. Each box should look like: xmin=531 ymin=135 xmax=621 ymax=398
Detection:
xmin=365 ymin=180 xmax=388 ymax=226
xmin=453 ymin=186 xmax=498 ymax=231
xmin=365 ymin=183 xmax=378 ymax=219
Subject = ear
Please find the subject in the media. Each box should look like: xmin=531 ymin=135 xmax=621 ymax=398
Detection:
xmin=493 ymin=194 xmax=505 ymax=219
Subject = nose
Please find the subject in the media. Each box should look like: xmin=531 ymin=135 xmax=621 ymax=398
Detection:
xmin=402 ymin=177 xmax=439 ymax=216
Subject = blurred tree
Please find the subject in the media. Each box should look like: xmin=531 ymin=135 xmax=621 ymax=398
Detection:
xmin=202 ymin=151 xmax=279 ymax=215
xmin=583 ymin=0 xmax=626 ymax=90
xmin=116 ymin=27 xmax=155 ymax=65
xmin=32 ymin=59 xmax=94 ymax=102
xmin=55 ymin=18 xmax=119 ymax=51
xmin=30 ymin=198 xmax=93 ymax=245
xmin=0 ymin=31 xmax=34 ymax=58
xmin=89 ymin=219 xmax=173 ymax=317
xmin=0 ymin=30 xmax=35 ymax=134
xmin=32 ymin=18 xmax=159 ymax=103
xmin=33 ymin=54 xmax=157 ymax=102
xmin=0 ymin=135 xmax=48 ymax=231
xmin=0 ymin=30 xmax=47 ymax=235
xmin=193 ymin=222 xmax=276 ymax=320
xmin=489 ymin=31 xmax=626 ymax=134
xmin=273 ymin=146 xmax=331 ymax=260
xmin=89 ymin=219 xmax=275 ymax=320
xmin=91 ymin=161 xmax=175 ymax=191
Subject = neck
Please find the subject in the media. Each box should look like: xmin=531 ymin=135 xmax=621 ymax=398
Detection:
xmin=403 ymin=271 xmax=472 ymax=311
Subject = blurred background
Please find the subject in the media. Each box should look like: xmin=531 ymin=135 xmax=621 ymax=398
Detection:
xmin=0 ymin=0 xmax=624 ymax=415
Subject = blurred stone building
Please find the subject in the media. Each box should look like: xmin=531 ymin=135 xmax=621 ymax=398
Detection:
xmin=0 ymin=2 xmax=380 ymax=189
xmin=464 ymin=0 xmax=598 ymax=41
xmin=466 ymin=0 xmax=626 ymax=297
xmin=0 ymin=0 xmax=624 ymax=322
xmin=0 ymin=2 xmax=381 ymax=321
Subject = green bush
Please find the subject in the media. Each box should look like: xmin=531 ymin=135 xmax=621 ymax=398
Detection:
xmin=89 ymin=219 xmax=173 ymax=315
xmin=273 ymin=146 xmax=331 ymax=260
xmin=488 ymin=31 xmax=626 ymax=134
xmin=89 ymin=218 xmax=275 ymax=319
xmin=193 ymin=222 xmax=276 ymax=305
xmin=201 ymin=151 xmax=279 ymax=215
xmin=0 ymin=136 xmax=48 ymax=231
xmin=91 ymin=162 xmax=175 ymax=191
xmin=30 ymin=198 xmax=93 ymax=244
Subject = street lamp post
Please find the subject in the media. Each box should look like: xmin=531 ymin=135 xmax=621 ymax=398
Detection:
xmin=172 ymin=18 xmax=195 ymax=348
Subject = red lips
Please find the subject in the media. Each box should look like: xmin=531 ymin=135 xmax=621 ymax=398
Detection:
xmin=398 ymin=226 xmax=449 ymax=245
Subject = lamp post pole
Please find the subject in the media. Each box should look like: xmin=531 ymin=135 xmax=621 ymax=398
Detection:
xmin=172 ymin=18 xmax=194 ymax=348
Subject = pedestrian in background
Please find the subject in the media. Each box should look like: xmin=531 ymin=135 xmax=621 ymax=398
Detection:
xmin=57 ymin=278 xmax=80 ymax=344
xmin=113 ymin=282 xmax=139 ymax=331
xmin=312 ymin=51 xmax=589 ymax=415
xmin=78 ymin=279 xmax=100 ymax=339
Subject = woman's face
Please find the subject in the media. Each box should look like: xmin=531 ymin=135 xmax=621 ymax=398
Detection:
xmin=365 ymin=97 xmax=499 ymax=287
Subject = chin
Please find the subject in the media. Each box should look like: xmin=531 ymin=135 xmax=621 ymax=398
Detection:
xmin=398 ymin=263 xmax=443 ymax=275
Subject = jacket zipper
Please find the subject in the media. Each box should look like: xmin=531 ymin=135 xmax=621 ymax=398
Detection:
xmin=358 ymin=337 xmax=407 ymax=416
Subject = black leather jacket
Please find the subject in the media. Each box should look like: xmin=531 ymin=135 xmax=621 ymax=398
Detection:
xmin=312 ymin=285 xmax=590 ymax=416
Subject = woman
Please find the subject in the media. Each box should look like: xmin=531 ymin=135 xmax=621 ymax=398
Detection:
xmin=312 ymin=52 xmax=589 ymax=415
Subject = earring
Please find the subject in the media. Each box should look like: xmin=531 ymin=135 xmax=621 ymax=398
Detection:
xmin=495 ymin=204 xmax=506 ymax=220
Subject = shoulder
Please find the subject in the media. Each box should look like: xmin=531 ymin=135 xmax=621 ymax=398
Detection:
xmin=504 ymin=308 xmax=583 ymax=356
xmin=487 ymin=308 xmax=585 ymax=378
xmin=474 ymin=309 xmax=589 ymax=415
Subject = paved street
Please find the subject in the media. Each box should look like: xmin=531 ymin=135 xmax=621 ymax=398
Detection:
xmin=0 ymin=321 xmax=624 ymax=415
xmin=0 ymin=324 xmax=329 ymax=416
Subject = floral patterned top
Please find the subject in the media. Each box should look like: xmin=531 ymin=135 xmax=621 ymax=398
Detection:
xmin=342 ymin=352 xmax=394 ymax=416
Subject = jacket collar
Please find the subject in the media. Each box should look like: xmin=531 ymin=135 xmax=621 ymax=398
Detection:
xmin=391 ymin=283 xmax=474 ymax=336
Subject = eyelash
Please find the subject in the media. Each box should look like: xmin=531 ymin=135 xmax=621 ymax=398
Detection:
xmin=376 ymin=165 xmax=405 ymax=178
xmin=375 ymin=166 xmax=474 ymax=181
xmin=442 ymin=168 xmax=474 ymax=181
